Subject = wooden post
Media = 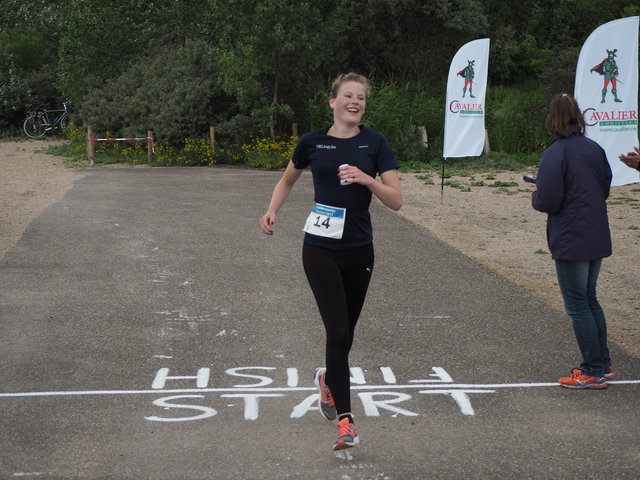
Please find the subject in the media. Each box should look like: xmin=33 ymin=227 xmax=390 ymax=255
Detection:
xmin=483 ymin=128 xmax=490 ymax=156
xmin=292 ymin=123 xmax=298 ymax=137
xmin=419 ymin=126 xmax=428 ymax=149
xmin=147 ymin=131 xmax=154 ymax=165
xmin=87 ymin=126 xmax=95 ymax=166
xmin=209 ymin=126 xmax=216 ymax=150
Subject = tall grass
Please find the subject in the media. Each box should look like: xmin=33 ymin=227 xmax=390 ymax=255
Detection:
xmin=365 ymin=81 xmax=442 ymax=165
xmin=485 ymin=83 xmax=549 ymax=153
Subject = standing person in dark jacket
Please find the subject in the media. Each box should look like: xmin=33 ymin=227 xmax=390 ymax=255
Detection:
xmin=532 ymin=93 xmax=613 ymax=389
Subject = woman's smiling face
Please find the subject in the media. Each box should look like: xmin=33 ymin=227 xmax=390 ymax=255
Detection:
xmin=329 ymin=81 xmax=367 ymax=127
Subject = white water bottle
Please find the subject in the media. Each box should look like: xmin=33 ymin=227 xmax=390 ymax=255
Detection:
xmin=339 ymin=164 xmax=350 ymax=186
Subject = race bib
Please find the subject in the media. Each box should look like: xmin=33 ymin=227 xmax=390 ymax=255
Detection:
xmin=303 ymin=203 xmax=346 ymax=239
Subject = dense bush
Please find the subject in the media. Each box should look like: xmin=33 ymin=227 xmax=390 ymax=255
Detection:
xmin=80 ymin=39 xmax=234 ymax=144
xmin=213 ymin=115 xmax=258 ymax=147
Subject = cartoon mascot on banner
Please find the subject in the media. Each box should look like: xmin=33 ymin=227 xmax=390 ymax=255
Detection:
xmin=458 ymin=60 xmax=475 ymax=98
xmin=590 ymin=48 xmax=622 ymax=103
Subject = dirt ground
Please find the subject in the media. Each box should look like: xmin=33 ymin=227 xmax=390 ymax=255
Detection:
xmin=1 ymin=140 xmax=638 ymax=358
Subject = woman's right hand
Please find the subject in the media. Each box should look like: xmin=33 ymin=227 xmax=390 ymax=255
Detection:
xmin=260 ymin=212 xmax=276 ymax=235
xmin=259 ymin=160 xmax=303 ymax=236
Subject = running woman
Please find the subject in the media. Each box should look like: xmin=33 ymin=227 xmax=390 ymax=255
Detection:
xmin=259 ymin=73 xmax=402 ymax=450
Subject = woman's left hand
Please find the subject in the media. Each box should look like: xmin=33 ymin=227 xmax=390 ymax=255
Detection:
xmin=337 ymin=165 xmax=371 ymax=186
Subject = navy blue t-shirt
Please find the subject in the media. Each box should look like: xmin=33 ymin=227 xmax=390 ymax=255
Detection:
xmin=292 ymin=125 xmax=399 ymax=249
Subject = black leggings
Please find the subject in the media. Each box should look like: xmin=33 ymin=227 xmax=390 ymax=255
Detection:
xmin=302 ymin=242 xmax=374 ymax=415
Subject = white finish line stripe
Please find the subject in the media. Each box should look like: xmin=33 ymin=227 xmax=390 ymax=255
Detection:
xmin=1 ymin=380 xmax=638 ymax=398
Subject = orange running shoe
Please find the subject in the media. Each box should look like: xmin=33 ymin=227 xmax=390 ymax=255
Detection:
xmin=558 ymin=369 xmax=607 ymax=389
xmin=313 ymin=368 xmax=337 ymax=420
xmin=333 ymin=416 xmax=359 ymax=451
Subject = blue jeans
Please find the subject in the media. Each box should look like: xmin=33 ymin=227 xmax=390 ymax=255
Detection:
xmin=555 ymin=259 xmax=611 ymax=377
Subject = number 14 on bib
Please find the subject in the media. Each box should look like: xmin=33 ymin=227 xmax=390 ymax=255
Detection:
xmin=303 ymin=203 xmax=346 ymax=240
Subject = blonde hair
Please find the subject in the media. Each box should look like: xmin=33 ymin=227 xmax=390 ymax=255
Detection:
xmin=546 ymin=93 xmax=586 ymax=137
xmin=329 ymin=72 xmax=371 ymax=99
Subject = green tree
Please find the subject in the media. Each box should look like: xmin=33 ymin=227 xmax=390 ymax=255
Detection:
xmin=336 ymin=0 xmax=489 ymax=90
xmin=57 ymin=0 xmax=151 ymax=102
xmin=484 ymin=0 xmax=639 ymax=89
xmin=205 ymin=0 xmax=343 ymax=136
xmin=0 ymin=0 xmax=63 ymax=132
xmin=56 ymin=0 xmax=210 ymax=102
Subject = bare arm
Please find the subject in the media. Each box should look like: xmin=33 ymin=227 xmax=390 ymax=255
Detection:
xmin=338 ymin=165 xmax=403 ymax=211
xmin=259 ymin=160 xmax=303 ymax=235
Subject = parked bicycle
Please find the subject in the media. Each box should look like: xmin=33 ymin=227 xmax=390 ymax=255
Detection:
xmin=23 ymin=101 xmax=71 ymax=138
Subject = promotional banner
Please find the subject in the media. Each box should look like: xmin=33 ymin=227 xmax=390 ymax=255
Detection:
xmin=574 ymin=16 xmax=639 ymax=186
xmin=443 ymin=38 xmax=490 ymax=158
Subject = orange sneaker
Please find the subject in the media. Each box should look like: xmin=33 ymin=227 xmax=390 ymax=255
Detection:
xmin=604 ymin=366 xmax=614 ymax=380
xmin=313 ymin=368 xmax=337 ymax=420
xmin=332 ymin=417 xmax=359 ymax=451
xmin=558 ymin=369 xmax=607 ymax=389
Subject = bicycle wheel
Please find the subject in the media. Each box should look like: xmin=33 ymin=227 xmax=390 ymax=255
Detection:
xmin=58 ymin=115 xmax=67 ymax=132
xmin=23 ymin=114 xmax=46 ymax=138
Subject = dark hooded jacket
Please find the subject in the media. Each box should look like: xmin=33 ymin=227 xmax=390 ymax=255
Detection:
xmin=532 ymin=125 xmax=612 ymax=261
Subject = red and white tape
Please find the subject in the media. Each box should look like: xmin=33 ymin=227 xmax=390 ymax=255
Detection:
xmin=89 ymin=137 xmax=150 ymax=142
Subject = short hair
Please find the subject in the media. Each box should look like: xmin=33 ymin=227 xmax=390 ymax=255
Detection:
xmin=329 ymin=72 xmax=371 ymax=99
xmin=546 ymin=93 xmax=586 ymax=137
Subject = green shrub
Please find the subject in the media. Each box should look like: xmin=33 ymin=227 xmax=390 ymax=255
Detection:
xmin=66 ymin=123 xmax=87 ymax=156
xmin=214 ymin=115 xmax=257 ymax=147
xmin=152 ymin=138 xmax=218 ymax=166
xmin=242 ymin=136 xmax=297 ymax=169
xmin=80 ymin=39 xmax=234 ymax=144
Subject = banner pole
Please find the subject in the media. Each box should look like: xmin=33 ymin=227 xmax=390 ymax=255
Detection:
xmin=440 ymin=157 xmax=446 ymax=204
